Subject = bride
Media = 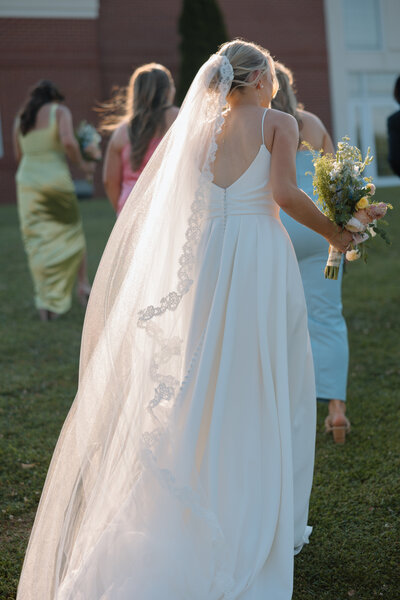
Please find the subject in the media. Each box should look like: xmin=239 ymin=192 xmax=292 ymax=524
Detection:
xmin=17 ymin=40 xmax=352 ymax=600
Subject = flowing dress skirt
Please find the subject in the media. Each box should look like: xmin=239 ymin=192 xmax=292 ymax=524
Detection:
xmin=17 ymin=181 xmax=85 ymax=314
xmin=47 ymin=211 xmax=316 ymax=600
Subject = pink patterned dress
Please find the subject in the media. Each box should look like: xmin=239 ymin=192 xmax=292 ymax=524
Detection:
xmin=117 ymin=138 xmax=162 ymax=216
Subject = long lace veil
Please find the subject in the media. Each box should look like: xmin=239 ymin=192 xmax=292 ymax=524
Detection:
xmin=17 ymin=54 xmax=235 ymax=599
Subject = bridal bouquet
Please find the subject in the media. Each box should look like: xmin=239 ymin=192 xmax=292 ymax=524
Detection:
xmin=308 ymin=138 xmax=392 ymax=279
xmin=76 ymin=121 xmax=102 ymax=162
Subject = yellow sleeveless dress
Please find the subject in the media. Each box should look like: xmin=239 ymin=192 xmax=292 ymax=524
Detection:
xmin=16 ymin=103 xmax=86 ymax=314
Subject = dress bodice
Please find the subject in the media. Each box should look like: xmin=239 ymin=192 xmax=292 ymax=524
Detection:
xmin=121 ymin=137 xmax=162 ymax=186
xmin=18 ymin=104 xmax=64 ymax=157
xmin=117 ymin=137 xmax=162 ymax=216
xmin=208 ymin=143 xmax=278 ymax=220
xmin=16 ymin=104 xmax=74 ymax=190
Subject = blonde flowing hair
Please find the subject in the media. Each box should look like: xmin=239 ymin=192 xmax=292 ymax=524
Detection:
xmin=216 ymin=39 xmax=279 ymax=98
xmin=98 ymin=63 xmax=174 ymax=170
xmin=271 ymin=61 xmax=303 ymax=139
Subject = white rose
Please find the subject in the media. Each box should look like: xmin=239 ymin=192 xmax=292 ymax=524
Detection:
xmin=345 ymin=217 xmax=365 ymax=232
xmin=346 ymin=249 xmax=361 ymax=261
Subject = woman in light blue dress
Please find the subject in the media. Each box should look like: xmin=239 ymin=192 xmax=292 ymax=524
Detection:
xmin=272 ymin=63 xmax=351 ymax=443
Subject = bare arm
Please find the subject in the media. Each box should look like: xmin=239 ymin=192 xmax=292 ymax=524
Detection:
xmin=57 ymin=105 xmax=82 ymax=163
xmin=298 ymin=110 xmax=335 ymax=155
xmin=322 ymin=127 xmax=335 ymax=155
xmin=103 ymin=130 xmax=123 ymax=211
xmin=269 ymin=113 xmax=352 ymax=252
xmin=165 ymin=106 xmax=180 ymax=130
xmin=57 ymin=106 xmax=94 ymax=176
xmin=12 ymin=119 xmax=22 ymax=164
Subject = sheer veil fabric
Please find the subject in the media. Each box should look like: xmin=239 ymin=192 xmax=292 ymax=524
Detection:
xmin=17 ymin=54 xmax=316 ymax=600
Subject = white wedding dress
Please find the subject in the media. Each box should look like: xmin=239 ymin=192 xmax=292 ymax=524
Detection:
xmin=17 ymin=60 xmax=316 ymax=600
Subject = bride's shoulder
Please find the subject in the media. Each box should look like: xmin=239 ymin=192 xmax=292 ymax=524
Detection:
xmin=265 ymin=109 xmax=298 ymax=145
xmin=262 ymin=109 xmax=299 ymax=153
xmin=267 ymin=108 xmax=298 ymax=130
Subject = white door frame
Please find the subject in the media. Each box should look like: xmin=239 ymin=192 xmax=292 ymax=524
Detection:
xmin=348 ymin=98 xmax=399 ymax=187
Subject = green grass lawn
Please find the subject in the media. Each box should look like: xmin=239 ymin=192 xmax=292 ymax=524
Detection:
xmin=1 ymin=192 xmax=399 ymax=599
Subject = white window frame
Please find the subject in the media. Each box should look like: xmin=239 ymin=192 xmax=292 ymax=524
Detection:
xmin=342 ymin=0 xmax=384 ymax=52
xmin=347 ymin=73 xmax=399 ymax=186
xmin=348 ymin=100 xmax=399 ymax=186
xmin=0 ymin=0 xmax=99 ymax=19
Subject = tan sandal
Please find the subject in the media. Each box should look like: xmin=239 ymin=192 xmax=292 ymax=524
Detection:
xmin=324 ymin=415 xmax=351 ymax=444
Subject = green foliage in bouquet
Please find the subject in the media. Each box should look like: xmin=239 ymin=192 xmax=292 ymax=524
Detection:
xmin=371 ymin=222 xmax=392 ymax=246
xmin=177 ymin=0 xmax=229 ymax=103
xmin=306 ymin=137 xmax=373 ymax=228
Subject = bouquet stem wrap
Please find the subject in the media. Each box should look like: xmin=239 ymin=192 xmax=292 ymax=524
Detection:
xmin=325 ymin=246 xmax=342 ymax=280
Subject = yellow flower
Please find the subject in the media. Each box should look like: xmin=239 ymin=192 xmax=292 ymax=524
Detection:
xmin=356 ymin=196 xmax=369 ymax=210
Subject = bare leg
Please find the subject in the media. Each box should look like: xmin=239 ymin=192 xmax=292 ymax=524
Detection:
xmin=325 ymin=399 xmax=351 ymax=444
xmin=77 ymin=252 xmax=91 ymax=307
xmin=328 ymin=399 xmax=348 ymax=426
xmin=78 ymin=251 xmax=90 ymax=288
xmin=38 ymin=309 xmax=49 ymax=322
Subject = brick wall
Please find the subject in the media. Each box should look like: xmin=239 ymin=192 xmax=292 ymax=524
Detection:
xmin=96 ymin=0 xmax=332 ymax=147
xmin=219 ymin=0 xmax=332 ymax=133
xmin=0 ymin=0 xmax=332 ymax=204
xmin=0 ymin=18 xmax=101 ymax=204
xmin=98 ymin=0 xmax=182 ymax=96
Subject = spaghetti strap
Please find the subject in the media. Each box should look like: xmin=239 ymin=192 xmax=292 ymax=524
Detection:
xmin=261 ymin=108 xmax=268 ymax=145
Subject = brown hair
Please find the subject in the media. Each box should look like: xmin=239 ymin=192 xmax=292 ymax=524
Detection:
xmin=18 ymin=80 xmax=64 ymax=136
xmin=98 ymin=63 xmax=174 ymax=170
xmin=271 ymin=62 xmax=303 ymax=140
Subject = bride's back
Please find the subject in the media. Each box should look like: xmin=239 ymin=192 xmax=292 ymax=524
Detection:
xmin=212 ymin=105 xmax=274 ymax=189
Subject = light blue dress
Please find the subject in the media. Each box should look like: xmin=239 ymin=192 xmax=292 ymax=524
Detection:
xmin=280 ymin=150 xmax=349 ymax=401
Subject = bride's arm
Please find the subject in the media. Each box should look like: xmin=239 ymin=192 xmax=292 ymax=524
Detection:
xmin=269 ymin=112 xmax=352 ymax=252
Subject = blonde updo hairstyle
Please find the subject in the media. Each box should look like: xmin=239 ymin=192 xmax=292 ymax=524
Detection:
xmin=216 ymin=39 xmax=279 ymax=98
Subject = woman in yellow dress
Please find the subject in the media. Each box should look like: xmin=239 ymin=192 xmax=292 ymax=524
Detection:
xmin=13 ymin=80 xmax=94 ymax=321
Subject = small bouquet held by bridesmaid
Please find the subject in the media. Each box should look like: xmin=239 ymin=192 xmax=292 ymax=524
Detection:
xmin=308 ymin=137 xmax=392 ymax=279
xmin=76 ymin=121 xmax=102 ymax=162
